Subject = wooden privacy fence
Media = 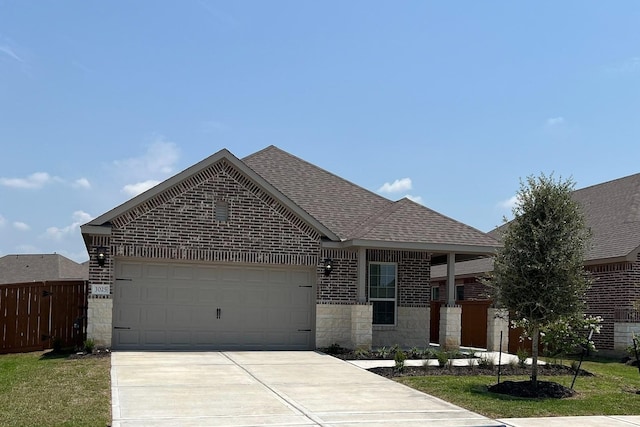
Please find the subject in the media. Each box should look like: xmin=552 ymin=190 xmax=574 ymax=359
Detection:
xmin=0 ymin=280 xmax=88 ymax=354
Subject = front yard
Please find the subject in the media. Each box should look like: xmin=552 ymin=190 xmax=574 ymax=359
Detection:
xmin=395 ymin=357 xmax=640 ymax=419
xmin=0 ymin=351 xmax=110 ymax=427
xmin=2 ymin=349 xmax=640 ymax=425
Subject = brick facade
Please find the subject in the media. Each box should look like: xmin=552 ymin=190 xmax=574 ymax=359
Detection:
xmin=585 ymin=254 xmax=640 ymax=351
xmin=317 ymin=249 xmax=358 ymax=303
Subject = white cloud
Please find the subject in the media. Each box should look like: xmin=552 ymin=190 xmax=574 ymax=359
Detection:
xmin=0 ymin=172 xmax=59 ymax=189
xmin=405 ymin=195 xmax=424 ymax=204
xmin=43 ymin=210 xmax=93 ymax=241
xmin=113 ymin=138 xmax=180 ymax=178
xmin=546 ymin=117 xmax=565 ymax=127
xmin=499 ymin=195 xmax=519 ymax=210
xmin=122 ymin=180 xmax=160 ymax=196
xmin=0 ymin=45 xmax=24 ymax=63
xmin=378 ymin=177 xmax=412 ymax=193
xmin=13 ymin=221 xmax=30 ymax=231
xmin=0 ymin=214 xmax=6 ymax=227
xmin=73 ymin=177 xmax=91 ymax=189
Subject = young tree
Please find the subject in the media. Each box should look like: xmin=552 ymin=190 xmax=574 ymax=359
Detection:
xmin=489 ymin=174 xmax=592 ymax=388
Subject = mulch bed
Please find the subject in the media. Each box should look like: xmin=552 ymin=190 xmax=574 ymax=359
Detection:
xmin=363 ymin=361 xmax=592 ymax=399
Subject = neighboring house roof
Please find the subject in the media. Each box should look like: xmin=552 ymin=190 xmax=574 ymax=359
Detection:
xmin=432 ymin=172 xmax=640 ymax=279
xmin=573 ymin=173 xmax=640 ymax=263
xmin=0 ymin=254 xmax=89 ymax=285
xmin=82 ymin=146 xmax=500 ymax=259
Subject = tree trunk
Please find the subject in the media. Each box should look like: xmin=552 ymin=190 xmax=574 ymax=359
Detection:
xmin=531 ymin=325 xmax=539 ymax=389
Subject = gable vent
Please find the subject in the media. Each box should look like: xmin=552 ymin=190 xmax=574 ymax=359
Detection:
xmin=215 ymin=200 xmax=229 ymax=222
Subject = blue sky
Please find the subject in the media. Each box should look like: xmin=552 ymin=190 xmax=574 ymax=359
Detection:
xmin=1 ymin=1 xmax=640 ymax=263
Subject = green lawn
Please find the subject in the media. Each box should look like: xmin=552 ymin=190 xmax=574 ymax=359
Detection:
xmin=398 ymin=358 xmax=640 ymax=419
xmin=0 ymin=351 xmax=111 ymax=427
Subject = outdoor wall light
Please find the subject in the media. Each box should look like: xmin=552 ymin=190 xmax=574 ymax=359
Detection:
xmin=96 ymin=246 xmax=107 ymax=267
xmin=323 ymin=258 xmax=334 ymax=276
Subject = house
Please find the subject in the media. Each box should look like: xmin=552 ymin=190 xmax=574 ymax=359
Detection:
xmin=431 ymin=172 xmax=640 ymax=353
xmin=0 ymin=253 xmax=88 ymax=285
xmin=80 ymin=146 xmax=500 ymax=351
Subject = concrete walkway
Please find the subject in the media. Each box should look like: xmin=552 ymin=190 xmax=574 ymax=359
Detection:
xmin=111 ymin=351 xmax=503 ymax=426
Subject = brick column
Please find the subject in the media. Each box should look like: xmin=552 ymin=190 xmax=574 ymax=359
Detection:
xmin=486 ymin=308 xmax=509 ymax=352
xmin=439 ymin=305 xmax=462 ymax=350
xmin=351 ymin=304 xmax=372 ymax=350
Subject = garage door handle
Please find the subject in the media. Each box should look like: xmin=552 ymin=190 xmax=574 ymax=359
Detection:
xmin=114 ymin=326 xmax=131 ymax=330
xmin=298 ymin=329 xmax=311 ymax=332
xmin=216 ymin=308 xmax=221 ymax=319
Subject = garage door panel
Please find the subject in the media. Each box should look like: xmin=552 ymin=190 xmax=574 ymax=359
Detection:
xmin=146 ymin=264 xmax=169 ymax=279
xmin=143 ymin=287 xmax=169 ymax=303
xmin=143 ymin=306 xmax=167 ymax=325
xmin=113 ymin=261 xmax=315 ymax=350
xmin=143 ymin=330 xmax=167 ymax=345
xmin=119 ymin=263 xmax=143 ymax=279
xmin=117 ymin=284 xmax=141 ymax=302
xmin=116 ymin=330 xmax=140 ymax=346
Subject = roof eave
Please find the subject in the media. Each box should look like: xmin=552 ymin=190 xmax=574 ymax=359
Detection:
xmin=322 ymin=239 xmax=499 ymax=256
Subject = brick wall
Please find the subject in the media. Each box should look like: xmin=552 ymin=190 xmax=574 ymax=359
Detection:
xmin=585 ymin=255 xmax=640 ymax=350
xmin=317 ymin=249 xmax=358 ymax=303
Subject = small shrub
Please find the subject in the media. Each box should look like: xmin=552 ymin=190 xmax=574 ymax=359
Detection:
xmin=394 ymin=349 xmax=407 ymax=372
xmin=436 ymin=350 xmax=449 ymax=367
xmin=408 ymin=347 xmax=421 ymax=359
xmin=478 ymin=355 xmax=494 ymax=369
xmin=354 ymin=347 xmax=370 ymax=359
xmin=376 ymin=346 xmax=390 ymax=359
xmin=84 ymin=338 xmax=95 ymax=354
xmin=326 ymin=343 xmax=344 ymax=355
xmin=516 ymin=347 xmax=529 ymax=367
xmin=52 ymin=337 xmax=63 ymax=353
xmin=420 ymin=348 xmax=434 ymax=360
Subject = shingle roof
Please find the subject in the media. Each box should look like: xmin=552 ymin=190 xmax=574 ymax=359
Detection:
xmin=431 ymin=172 xmax=640 ymax=278
xmin=0 ymin=254 xmax=88 ymax=285
xmin=244 ymin=146 xmax=499 ymax=252
xmin=243 ymin=146 xmax=393 ymax=241
xmin=573 ymin=173 xmax=640 ymax=262
xmin=348 ymin=198 xmax=499 ymax=247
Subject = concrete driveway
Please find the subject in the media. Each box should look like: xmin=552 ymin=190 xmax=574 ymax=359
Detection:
xmin=111 ymin=351 xmax=503 ymax=426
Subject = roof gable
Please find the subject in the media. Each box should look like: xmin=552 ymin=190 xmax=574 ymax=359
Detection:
xmin=82 ymin=148 xmax=338 ymax=241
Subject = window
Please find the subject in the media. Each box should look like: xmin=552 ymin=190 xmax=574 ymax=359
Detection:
xmin=456 ymin=285 xmax=464 ymax=301
xmin=215 ymin=200 xmax=229 ymax=222
xmin=431 ymin=286 xmax=440 ymax=301
xmin=369 ymin=262 xmax=396 ymax=325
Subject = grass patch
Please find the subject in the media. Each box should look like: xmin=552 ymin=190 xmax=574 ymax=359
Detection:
xmin=0 ymin=351 xmax=110 ymax=427
xmin=397 ymin=357 xmax=640 ymax=419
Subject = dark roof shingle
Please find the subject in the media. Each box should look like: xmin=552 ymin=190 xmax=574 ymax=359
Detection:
xmin=0 ymin=254 xmax=88 ymax=285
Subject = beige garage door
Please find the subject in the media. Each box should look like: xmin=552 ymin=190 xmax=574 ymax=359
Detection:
xmin=112 ymin=260 xmax=315 ymax=350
